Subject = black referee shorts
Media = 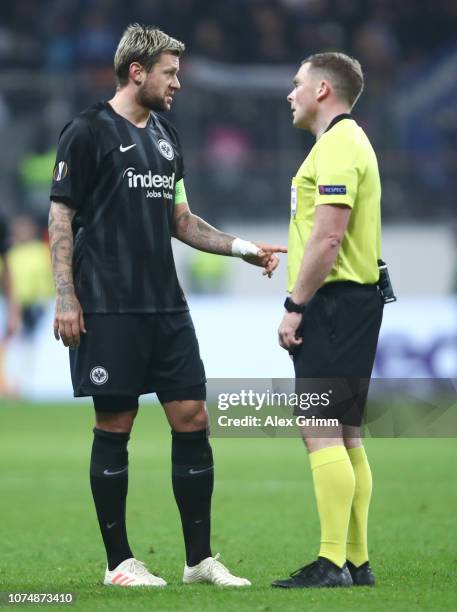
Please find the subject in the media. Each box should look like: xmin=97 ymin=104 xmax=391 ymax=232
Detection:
xmin=293 ymin=282 xmax=383 ymax=427
xmin=69 ymin=312 xmax=206 ymax=408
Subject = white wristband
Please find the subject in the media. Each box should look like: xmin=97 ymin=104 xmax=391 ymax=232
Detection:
xmin=231 ymin=238 xmax=260 ymax=258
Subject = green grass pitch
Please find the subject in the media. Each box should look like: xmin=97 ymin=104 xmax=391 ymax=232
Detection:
xmin=1 ymin=401 xmax=457 ymax=611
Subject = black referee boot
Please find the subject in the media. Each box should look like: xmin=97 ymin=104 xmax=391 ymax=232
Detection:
xmin=347 ymin=560 xmax=375 ymax=586
xmin=271 ymin=557 xmax=353 ymax=588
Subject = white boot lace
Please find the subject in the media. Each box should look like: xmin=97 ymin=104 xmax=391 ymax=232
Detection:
xmin=208 ymin=554 xmax=231 ymax=578
xmin=127 ymin=559 xmax=149 ymax=576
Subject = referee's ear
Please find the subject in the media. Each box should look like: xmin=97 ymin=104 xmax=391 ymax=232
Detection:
xmin=316 ymin=80 xmax=331 ymax=102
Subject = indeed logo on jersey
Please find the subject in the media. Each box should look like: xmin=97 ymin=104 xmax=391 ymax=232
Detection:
xmin=123 ymin=167 xmax=175 ymax=199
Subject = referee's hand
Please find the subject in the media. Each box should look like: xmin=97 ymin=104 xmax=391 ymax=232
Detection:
xmin=54 ymin=293 xmax=87 ymax=348
xmin=278 ymin=311 xmax=303 ymax=351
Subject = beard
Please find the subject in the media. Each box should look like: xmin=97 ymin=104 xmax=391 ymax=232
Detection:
xmin=136 ymin=85 xmax=169 ymax=112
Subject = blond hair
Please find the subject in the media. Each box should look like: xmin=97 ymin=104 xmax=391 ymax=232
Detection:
xmin=114 ymin=23 xmax=185 ymax=86
xmin=302 ymin=52 xmax=364 ymax=108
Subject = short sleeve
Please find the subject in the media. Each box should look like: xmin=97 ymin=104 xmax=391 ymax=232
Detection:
xmin=158 ymin=116 xmax=185 ymax=181
xmin=169 ymin=123 xmax=185 ymax=181
xmin=50 ymin=118 xmax=96 ymax=210
xmin=313 ymin=137 xmax=363 ymax=208
xmin=178 ymin=132 xmax=185 ymax=181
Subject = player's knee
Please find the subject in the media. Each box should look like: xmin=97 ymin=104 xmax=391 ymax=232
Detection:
xmin=95 ymin=409 xmax=138 ymax=433
xmin=343 ymin=425 xmax=361 ymax=448
xmin=190 ymin=407 xmax=208 ymax=431
xmin=93 ymin=396 xmax=139 ymax=432
xmin=170 ymin=401 xmax=208 ymax=432
xmin=182 ymin=408 xmax=208 ymax=431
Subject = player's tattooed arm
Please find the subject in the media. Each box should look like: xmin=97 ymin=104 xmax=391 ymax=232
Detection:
xmin=49 ymin=201 xmax=86 ymax=348
xmin=173 ymin=202 xmax=287 ymax=276
xmin=173 ymin=205 xmax=235 ymax=255
xmin=49 ymin=202 xmax=76 ymax=295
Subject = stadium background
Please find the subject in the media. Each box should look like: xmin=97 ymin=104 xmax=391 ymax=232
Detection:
xmin=1 ymin=1 xmax=457 ymax=610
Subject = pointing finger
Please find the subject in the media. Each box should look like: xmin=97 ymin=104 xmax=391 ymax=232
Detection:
xmin=256 ymin=243 xmax=288 ymax=254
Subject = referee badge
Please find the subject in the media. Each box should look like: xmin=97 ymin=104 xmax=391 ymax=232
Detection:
xmin=291 ymin=184 xmax=297 ymax=218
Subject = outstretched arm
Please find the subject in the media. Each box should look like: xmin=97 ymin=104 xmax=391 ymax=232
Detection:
xmin=173 ymin=202 xmax=287 ymax=277
xmin=173 ymin=203 xmax=235 ymax=255
xmin=49 ymin=200 xmax=86 ymax=348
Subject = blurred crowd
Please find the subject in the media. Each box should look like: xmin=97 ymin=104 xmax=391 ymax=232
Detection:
xmin=1 ymin=0 xmax=456 ymax=70
xmin=0 ymin=213 xmax=54 ymax=397
xmin=0 ymin=0 xmax=456 ymax=227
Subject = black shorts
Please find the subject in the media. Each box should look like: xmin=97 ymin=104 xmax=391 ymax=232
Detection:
xmin=293 ymin=282 xmax=383 ymax=426
xmin=69 ymin=312 xmax=206 ymax=404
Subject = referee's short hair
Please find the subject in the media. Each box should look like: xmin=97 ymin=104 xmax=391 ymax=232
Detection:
xmin=302 ymin=52 xmax=364 ymax=109
xmin=114 ymin=23 xmax=185 ymax=87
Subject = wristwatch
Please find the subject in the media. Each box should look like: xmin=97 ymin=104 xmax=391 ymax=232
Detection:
xmin=284 ymin=297 xmax=307 ymax=314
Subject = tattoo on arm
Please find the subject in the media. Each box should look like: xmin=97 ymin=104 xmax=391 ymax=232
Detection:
xmin=173 ymin=210 xmax=191 ymax=234
xmin=174 ymin=212 xmax=235 ymax=255
xmin=49 ymin=202 xmax=78 ymax=308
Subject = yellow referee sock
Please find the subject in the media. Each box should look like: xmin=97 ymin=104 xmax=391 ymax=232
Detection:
xmin=346 ymin=446 xmax=372 ymax=567
xmin=309 ymin=445 xmax=355 ymax=568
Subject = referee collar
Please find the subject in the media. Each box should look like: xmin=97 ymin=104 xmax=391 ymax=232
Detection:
xmin=324 ymin=113 xmax=353 ymax=134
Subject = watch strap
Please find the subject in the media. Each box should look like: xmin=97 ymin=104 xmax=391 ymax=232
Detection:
xmin=284 ymin=297 xmax=306 ymax=314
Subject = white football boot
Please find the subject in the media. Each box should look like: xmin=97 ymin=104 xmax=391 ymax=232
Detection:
xmin=183 ymin=553 xmax=251 ymax=587
xmin=104 ymin=558 xmax=167 ymax=587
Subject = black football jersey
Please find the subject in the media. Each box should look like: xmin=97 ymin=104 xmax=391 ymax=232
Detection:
xmin=50 ymin=102 xmax=188 ymax=314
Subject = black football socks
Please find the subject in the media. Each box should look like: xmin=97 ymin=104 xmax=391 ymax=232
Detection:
xmin=172 ymin=429 xmax=214 ymax=566
xmin=90 ymin=428 xmax=133 ymax=571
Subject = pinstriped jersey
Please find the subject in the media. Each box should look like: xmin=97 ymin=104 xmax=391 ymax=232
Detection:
xmin=50 ymin=102 xmax=188 ymax=314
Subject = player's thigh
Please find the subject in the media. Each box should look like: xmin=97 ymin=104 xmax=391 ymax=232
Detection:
xmin=93 ymin=395 xmax=140 ymax=433
xmin=147 ymin=312 xmax=207 ymax=431
xmin=158 ymin=379 xmax=208 ymax=432
xmin=148 ymin=312 xmax=206 ymax=395
xmin=293 ymin=287 xmax=382 ymax=428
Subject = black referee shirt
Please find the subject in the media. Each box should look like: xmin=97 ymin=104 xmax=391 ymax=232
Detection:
xmin=50 ymin=102 xmax=188 ymax=314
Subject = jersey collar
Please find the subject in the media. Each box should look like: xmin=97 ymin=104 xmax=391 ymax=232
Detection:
xmin=324 ymin=113 xmax=353 ymax=134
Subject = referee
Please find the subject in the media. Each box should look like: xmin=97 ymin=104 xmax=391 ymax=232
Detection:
xmin=273 ymin=53 xmax=384 ymax=588
xmin=49 ymin=24 xmax=285 ymax=588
